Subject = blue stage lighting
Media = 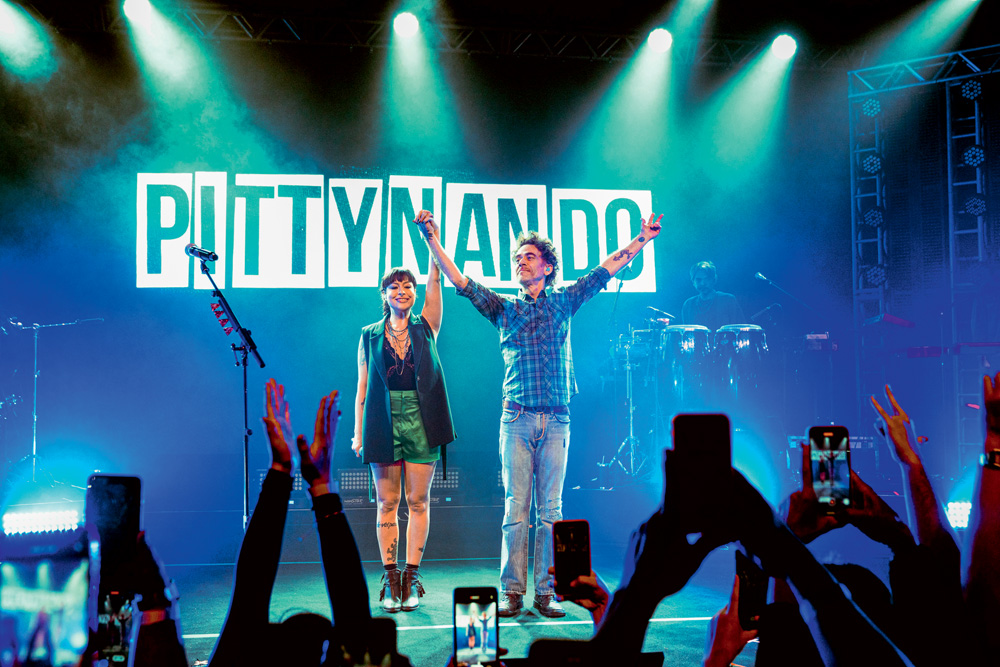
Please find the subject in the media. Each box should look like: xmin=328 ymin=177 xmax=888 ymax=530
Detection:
xmin=2 ymin=509 xmax=81 ymax=535
xmin=647 ymin=28 xmax=673 ymax=53
xmin=965 ymin=194 xmax=987 ymax=216
xmin=945 ymin=501 xmax=971 ymax=530
xmin=862 ymin=98 xmax=882 ymax=118
xmin=860 ymin=153 xmax=884 ymax=175
xmin=771 ymin=34 xmax=797 ymax=60
xmin=393 ymin=11 xmax=419 ymax=38
xmin=962 ymin=144 xmax=986 ymax=167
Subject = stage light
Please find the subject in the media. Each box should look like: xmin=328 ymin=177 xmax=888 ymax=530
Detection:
xmin=960 ymin=78 xmax=983 ymax=100
xmin=393 ymin=12 xmax=419 ymax=38
xmin=962 ymin=144 xmax=986 ymax=167
xmin=0 ymin=1 xmax=56 ymax=80
xmin=860 ymin=153 xmax=884 ymax=175
xmin=2 ymin=509 xmax=81 ymax=535
xmin=965 ymin=194 xmax=987 ymax=216
xmin=861 ymin=98 xmax=882 ymax=118
xmin=771 ymin=34 xmax=797 ymax=60
xmin=864 ymin=265 xmax=887 ymax=287
xmin=945 ymin=501 xmax=971 ymax=529
xmin=861 ymin=205 xmax=886 ymax=228
xmin=123 ymin=0 xmax=153 ymax=26
xmin=647 ymin=28 xmax=673 ymax=53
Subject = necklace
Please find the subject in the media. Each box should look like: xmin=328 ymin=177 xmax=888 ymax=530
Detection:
xmin=385 ymin=320 xmax=410 ymax=372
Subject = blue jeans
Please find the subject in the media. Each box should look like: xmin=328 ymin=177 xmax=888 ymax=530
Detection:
xmin=498 ymin=406 xmax=570 ymax=597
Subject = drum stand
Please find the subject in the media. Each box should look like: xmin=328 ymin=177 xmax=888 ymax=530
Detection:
xmin=609 ymin=341 xmax=646 ymax=478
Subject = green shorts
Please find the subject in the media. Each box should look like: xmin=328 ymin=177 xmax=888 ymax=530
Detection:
xmin=391 ymin=390 xmax=440 ymax=464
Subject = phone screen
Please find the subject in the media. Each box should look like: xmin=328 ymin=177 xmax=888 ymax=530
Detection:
xmin=553 ymin=520 xmax=590 ymax=598
xmin=670 ymin=413 xmax=732 ymax=532
xmin=809 ymin=426 xmax=851 ymax=510
xmin=454 ymin=587 xmax=497 ymax=666
xmin=0 ymin=531 xmax=91 ymax=667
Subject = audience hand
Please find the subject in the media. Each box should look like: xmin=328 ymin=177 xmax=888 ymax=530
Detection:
xmin=844 ymin=470 xmax=914 ymax=552
xmin=782 ymin=440 xmax=844 ymax=543
xmin=263 ymin=378 xmax=294 ymax=474
xmin=871 ymin=385 xmax=921 ymax=468
xmin=703 ymin=575 xmax=758 ymax=667
xmin=985 ymin=372 xmax=1000 ymax=438
xmin=549 ymin=566 xmax=611 ymax=626
xmin=297 ymin=390 xmax=340 ymax=496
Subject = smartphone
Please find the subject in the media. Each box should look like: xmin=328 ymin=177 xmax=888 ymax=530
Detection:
xmin=735 ymin=549 xmax=768 ymax=630
xmin=454 ymin=587 xmax=498 ymax=667
xmin=0 ymin=528 xmax=92 ymax=667
xmin=553 ymin=520 xmax=591 ymax=598
xmin=86 ymin=474 xmax=142 ymax=661
xmin=670 ymin=413 xmax=732 ymax=533
xmin=808 ymin=426 xmax=851 ymax=512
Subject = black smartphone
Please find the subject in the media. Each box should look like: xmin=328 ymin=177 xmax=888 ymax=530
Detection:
xmin=454 ymin=587 xmax=498 ymax=667
xmin=735 ymin=549 xmax=768 ymax=630
xmin=86 ymin=474 xmax=142 ymax=661
xmin=0 ymin=528 xmax=93 ymax=667
xmin=553 ymin=519 xmax=591 ymax=598
xmin=669 ymin=413 xmax=732 ymax=533
xmin=808 ymin=426 xmax=851 ymax=512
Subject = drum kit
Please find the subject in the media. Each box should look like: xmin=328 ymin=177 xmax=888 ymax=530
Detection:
xmin=606 ymin=314 xmax=769 ymax=479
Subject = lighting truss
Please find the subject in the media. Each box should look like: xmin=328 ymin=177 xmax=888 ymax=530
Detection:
xmin=849 ymin=43 xmax=1000 ymax=97
xmin=19 ymin=2 xmax=865 ymax=70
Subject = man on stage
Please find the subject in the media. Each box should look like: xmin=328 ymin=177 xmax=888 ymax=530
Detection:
xmin=681 ymin=260 xmax=745 ymax=331
xmin=414 ymin=208 xmax=662 ymax=618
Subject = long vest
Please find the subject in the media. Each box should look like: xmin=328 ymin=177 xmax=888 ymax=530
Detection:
xmin=360 ymin=314 xmax=456 ymax=464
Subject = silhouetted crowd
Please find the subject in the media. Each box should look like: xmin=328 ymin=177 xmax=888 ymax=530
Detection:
xmin=3 ymin=372 xmax=998 ymax=666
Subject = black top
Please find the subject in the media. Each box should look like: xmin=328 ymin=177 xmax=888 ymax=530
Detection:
xmin=383 ymin=336 xmax=416 ymax=391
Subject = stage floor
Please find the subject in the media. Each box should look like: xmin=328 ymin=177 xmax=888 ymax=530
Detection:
xmin=168 ymin=549 xmax=758 ymax=666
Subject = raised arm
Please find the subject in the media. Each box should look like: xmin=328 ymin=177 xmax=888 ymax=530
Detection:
xmin=352 ymin=336 xmax=367 ymax=459
xmin=422 ymin=254 xmax=443 ymax=336
xmin=414 ymin=209 xmax=469 ymax=290
xmin=599 ymin=212 xmax=663 ymax=278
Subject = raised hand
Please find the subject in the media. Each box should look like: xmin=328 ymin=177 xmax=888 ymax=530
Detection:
xmin=782 ymin=440 xmax=843 ymax=542
xmin=985 ymin=372 xmax=1000 ymax=436
xmin=640 ymin=212 xmax=664 ymax=240
xmin=413 ymin=209 xmax=438 ymax=240
xmin=845 ymin=469 xmax=914 ymax=551
xmin=263 ymin=378 xmax=293 ymax=474
xmin=297 ymin=390 xmax=340 ymax=495
xmin=703 ymin=575 xmax=758 ymax=667
xmin=871 ymin=385 xmax=922 ymax=467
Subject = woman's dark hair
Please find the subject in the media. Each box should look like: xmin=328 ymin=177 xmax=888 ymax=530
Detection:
xmin=380 ymin=267 xmax=417 ymax=317
xmin=514 ymin=231 xmax=560 ymax=287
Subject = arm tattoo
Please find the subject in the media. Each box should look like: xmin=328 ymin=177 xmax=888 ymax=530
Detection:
xmin=387 ymin=537 xmax=398 ymax=563
xmin=611 ymin=248 xmax=634 ymax=262
xmin=638 ymin=235 xmax=645 ymax=242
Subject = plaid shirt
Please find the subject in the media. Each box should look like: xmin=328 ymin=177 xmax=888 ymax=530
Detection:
xmin=457 ymin=267 xmax=612 ymax=407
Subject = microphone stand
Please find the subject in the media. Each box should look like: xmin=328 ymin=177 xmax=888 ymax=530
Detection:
xmin=198 ymin=261 xmax=265 ymax=532
xmin=7 ymin=317 xmax=103 ymax=483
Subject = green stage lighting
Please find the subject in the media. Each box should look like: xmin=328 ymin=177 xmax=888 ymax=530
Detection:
xmin=123 ymin=0 xmax=153 ymax=25
xmin=647 ymin=28 xmax=673 ymax=53
xmin=394 ymin=12 xmax=419 ymax=38
xmin=771 ymin=34 xmax=797 ymax=60
xmin=0 ymin=1 xmax=56 ymax=80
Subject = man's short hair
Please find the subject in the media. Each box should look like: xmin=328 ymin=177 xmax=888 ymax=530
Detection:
xmin=689 ymin=261 xmax=717 ymax=282
xmin=514 ymin=231 xmax=560 ymax=288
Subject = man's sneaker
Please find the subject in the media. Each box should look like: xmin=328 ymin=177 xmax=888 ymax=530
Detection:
xmin=533 ymin=594 xmax=566 ymax=618
xmin=497 ymin=592 xmax=523 ymax=617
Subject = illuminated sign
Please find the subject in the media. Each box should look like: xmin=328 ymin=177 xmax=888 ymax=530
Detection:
xmin=136 ymin=173 xmax=656 ymax=292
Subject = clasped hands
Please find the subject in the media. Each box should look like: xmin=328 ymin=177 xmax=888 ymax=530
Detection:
xmin=263 ymin=378 xmax=340 ymax=496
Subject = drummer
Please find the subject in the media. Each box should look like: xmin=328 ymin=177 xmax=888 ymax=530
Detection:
xmin=680 ymin=261 xmax=745 ymax=331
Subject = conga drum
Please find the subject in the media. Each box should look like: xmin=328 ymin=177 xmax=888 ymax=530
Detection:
xmin=715 ymin=324 xmax=768 ymax=403
xmin=660 ymin=325 xmax=713 ymax=406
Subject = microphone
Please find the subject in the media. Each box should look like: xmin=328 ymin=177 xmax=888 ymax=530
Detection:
xmin=754 ymin=272 xmax=771 ymax=283
xmin=646 ymin=306 xmax=677 ymax=319
xmin=185 ymin=244 xmax=218 ymax=262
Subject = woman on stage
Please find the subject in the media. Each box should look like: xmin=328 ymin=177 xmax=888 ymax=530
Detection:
xmin=353 ymin=233 xmax=456 ymax=613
